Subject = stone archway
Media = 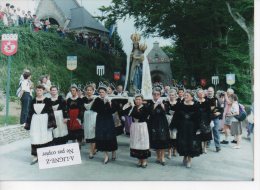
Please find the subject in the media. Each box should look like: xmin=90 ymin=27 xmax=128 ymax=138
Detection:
xmin=38 ymin=14 xmax=63 ymax=26
xmin=151 ymin=70 xmax=165 ymax=83
xmin=48 ymin=18 xmax=60 ymax=26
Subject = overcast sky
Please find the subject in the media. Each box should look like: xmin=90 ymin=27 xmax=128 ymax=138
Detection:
xmin=0 ymin=0 xmax=172 ymax=55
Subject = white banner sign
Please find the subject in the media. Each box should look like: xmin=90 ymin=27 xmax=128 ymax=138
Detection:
xmin=212 ymin=76 xmax=219 ymax=85
xmin=96 ymin=65 xmax=105 ymax=76
xmin=226 ymin=74 xmax=235 ymax=85
xmin=37 ymin=143 xmax=82 ymax=169
xmin=67 ymin=56 xmax=77 ymax=71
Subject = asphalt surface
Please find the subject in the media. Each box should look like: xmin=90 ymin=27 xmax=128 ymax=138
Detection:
xmin=0 ymin=126 xmax=254 ymax=181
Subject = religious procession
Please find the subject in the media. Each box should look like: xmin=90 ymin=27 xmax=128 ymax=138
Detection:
xmin=0 ymin=0 xmax=254 ymax=183
xmin=17 ymin=32 xmax=251 ymax=169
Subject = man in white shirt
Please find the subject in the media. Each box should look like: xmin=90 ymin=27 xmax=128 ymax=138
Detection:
xmin=20 ymin=72 xmax=32 ymax=127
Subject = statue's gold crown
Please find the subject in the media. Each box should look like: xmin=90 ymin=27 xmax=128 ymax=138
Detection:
xmin=139 ymin=43 xmax=147 ymax=52
xmin=131 ymin=33 xmax=141 ymax=43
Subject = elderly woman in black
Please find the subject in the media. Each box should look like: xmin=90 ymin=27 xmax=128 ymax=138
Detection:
xmin=196 ymin=89 xmax=212 ymax=153
xmin=175 ymin=90 xmax=202 ymax=168
xmin=147 ymin=87 xmax=170 ymax=166
xmin=121 ymin=94 xmax=151 ymax=168
xmin=91 ymin=84 xmax=118 ymax=164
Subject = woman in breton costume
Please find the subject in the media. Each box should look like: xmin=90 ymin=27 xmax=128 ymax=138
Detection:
xmin=82 ymin=85 xmax=97 ymax=159
xmin=174 ymin=90 xmax=202 ymax=168
xmin=147 ymin=87 xmax=170 ymax=166
xmin=164 ymin=89 xmax=179 ymax=159
xmin=107 ymin=83 xmax=125 ymax=136
xmin=121 ymin=94 xmax=151 ymax=168
xmin=25 ymin=85 xmax=56 ymax=165
xmin=67 ymin=85 xmax=84 ymax=148
xmin=91 ymin=83 xmax=118 ymax=164
xmin=195 ymin=89 xmax=212 ymax=153
xmin=50 ymin=86 xmax=68 ymax=145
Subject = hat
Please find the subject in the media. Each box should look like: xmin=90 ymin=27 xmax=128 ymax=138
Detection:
xmin=70 ymin=84 xmax=78 ymax=91
xmin=98 ymin=82 xmax=107 ymax=91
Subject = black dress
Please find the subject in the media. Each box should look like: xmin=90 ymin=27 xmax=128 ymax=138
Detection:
xmin=91 ymin=97 xmax=118 ymax=152
xmin=164 ymin=100 xmax=178 ymax=148
xmin=146 ymin=100 xmax=170 ymax=149
xmin=67 ymin=97 xmax=84 ymax=141
xmin=51 ymin=96 xmax=69 ymax=145
xmin=196 ymin=100 xmax=212 ymax=141
xmin=175 ymin=102 xmax=202 ymax=157
xmin=111 ymin=98 xmax=128 ymax=136
xmin=26 ymin=98 xmax=57 ymax=156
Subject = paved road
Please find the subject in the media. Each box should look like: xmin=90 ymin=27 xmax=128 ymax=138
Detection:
xmin=0 ymin=128 xmax=254 ymax=181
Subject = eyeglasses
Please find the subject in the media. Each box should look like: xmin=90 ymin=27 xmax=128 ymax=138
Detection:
xmin=153 ymin=93 xmax=160 ymax=95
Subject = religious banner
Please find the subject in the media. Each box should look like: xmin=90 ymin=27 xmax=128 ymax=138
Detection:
xmin=114 ymin=72 xmax=120 ymax=81
xmin=67 ymin=56 xmax=77 ymax=71
xmin=200 ymin=79 xmax=207 ymax=87
xmin=1 ymin=34 xmax=18 ymax=56
xmin=226 ymin=74 xmax=235 ymax=85
xmin=212 ymin=76 xmax=219 ymax=85
xmin=96 ymin=65 xmax=105 ymax=76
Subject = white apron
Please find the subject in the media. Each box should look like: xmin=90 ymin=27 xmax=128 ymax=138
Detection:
xmin=130 ymin=119 xmax=149 ymax=150
xmin=30 ymin=103 xmax=53 ymax=144
xmin=53 ymin=109 xmax=68 ymax=138
xmin=83 ymin=103 xmax=97 ymax=140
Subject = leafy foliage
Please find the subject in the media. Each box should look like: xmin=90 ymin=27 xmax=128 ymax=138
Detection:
xmin=102 ymin=0 xmax=253 ymax=104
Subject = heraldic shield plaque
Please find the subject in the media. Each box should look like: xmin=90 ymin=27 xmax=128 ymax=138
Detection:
xmin=1 ymin=34 xmax=18 ymax=56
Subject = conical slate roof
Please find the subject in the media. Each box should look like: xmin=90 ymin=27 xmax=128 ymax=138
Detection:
xmin=37 ymin=0 xmax=108 ymax=33
xmin=53 ymin=0 xmax=79 ymax=19
xmin=68 ymin=7 xmax=109 ymax=32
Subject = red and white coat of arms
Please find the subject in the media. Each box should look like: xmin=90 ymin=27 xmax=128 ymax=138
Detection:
xmin=1 ymin=34 xmax=18 ymax=56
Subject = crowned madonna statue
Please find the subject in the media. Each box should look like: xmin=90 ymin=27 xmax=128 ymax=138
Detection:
xmin=123 ymin=33 xmax=152 ymax=99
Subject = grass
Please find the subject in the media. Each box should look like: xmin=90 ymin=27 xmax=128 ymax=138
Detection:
xmin=0 ymin=115 xmax=20 ymax=126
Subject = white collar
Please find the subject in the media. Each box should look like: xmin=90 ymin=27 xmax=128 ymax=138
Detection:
xmin=71 ymin=95 xmax=78 ymax=100
xmin=136 ymin=105 xmax=143 ymax=109
xmin=152 ymin=97 xmax=163 ymax=104
xmin=51 ymin=95 xmax=58 ymax=101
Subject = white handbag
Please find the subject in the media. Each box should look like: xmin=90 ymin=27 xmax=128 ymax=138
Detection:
xmin=247 ymin=112 xmax=254 ymax=124
xmin=210 ymin=120 xmax=214 ymax=128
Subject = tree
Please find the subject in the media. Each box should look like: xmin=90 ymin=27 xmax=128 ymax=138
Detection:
xmin=226 ymin=0 xmax=254 ymax=102
xmin=102 ymin=0 xmax=253 ymax=103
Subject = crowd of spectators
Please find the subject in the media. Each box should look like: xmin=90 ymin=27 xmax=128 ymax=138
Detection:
xmin=0 ymin=3 xmax=122 ymax=56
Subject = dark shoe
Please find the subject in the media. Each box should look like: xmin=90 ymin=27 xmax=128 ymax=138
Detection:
xmin=30 ymin=157 xmax=38 ymax=165
xmin=161 ymin=161 xmax=165 ymax=166
xmin=216 ymin=147 xmax=221 ymax=152
xmin=89 ymin=155 xmax=94 ymax=159
xmin=112 ymin=152 xmax=116 ymax=161
xmin=231 ymin=140 xmax=237 ymax=144
xmin=220 ymin=140 xmax=229 ymax=144
xmin=137 ymin=163 xmax=142 ymax=168
xmin=103 ymin=157 xmax=109 ymax=164
xmin=142 ymin=164 xmax=148 ymax=168
xmin=155 ymin=160 xmax=161 ymax=164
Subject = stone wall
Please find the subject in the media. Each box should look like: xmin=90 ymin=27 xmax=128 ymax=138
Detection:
xmin=0 ymin=125 xmax=29 ymax=145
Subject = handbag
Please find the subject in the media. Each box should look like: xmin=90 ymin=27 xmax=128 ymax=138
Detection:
xmin=200 ymin=121 xmax=211 ymax=133
xmin=169 ymin=128 xmax=177 ymax=139
xmin=234 ymin=104 xmax=247 ymax=121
